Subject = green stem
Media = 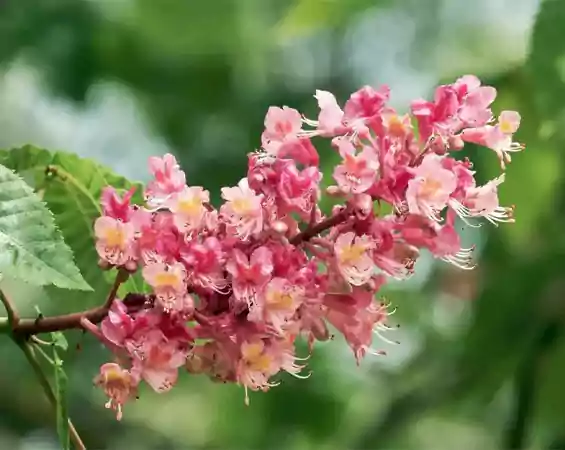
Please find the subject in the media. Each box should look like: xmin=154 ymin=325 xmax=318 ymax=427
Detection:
xmin=16 ymin=339 xmax=86 ymax=450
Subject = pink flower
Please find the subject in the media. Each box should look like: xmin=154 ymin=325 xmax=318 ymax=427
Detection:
xmin=181 ymin=237 xmax=227 ymax=293
xmin=411 ymin=85 xmax=459 ymax=142
xmin=261 ymin=106 xmax=303 ymax=155
xmin=237 ymin=338 xmax=306 ymax=404
xmin=248 ymin=277 xmax=303 ymax=333
xmin=170 ymin=186 xmax=209 ymax=232
xmin=221 ymin=178 xmax=264 ymax=240
xmin=94 ymin=363 xmax=139 ymax=421
xmin=453 ymin=75 xmax=496 ymax=127
xmin=311 ymin=90 xmax=348 ymax=136
xmin=332 ymin=137 xmax=379 ymax=194
xmin=227 ymin=247 xmax=273 ymax=311
xmin=304 ymin=85 xmax=389 ymax=138
xmin=136 ymin=211 xmax=180 ymax=264
xmin=343 ymin=84 xmax=390 ymax=130
xmin=461 ymin=110 xmax=523 ymax=168
xmin=142 ymin=261 xmax=188 ymax=312
xmin=380 ymin=108 xmax=412 ymax=139
xmin=94 ymin=216 xmax=136 ymax=266
xmin=334 ymin=232 xmax=375 ymax=286
xmin=405 ymin=154 xmax=457 ymax=220
xmin=424 ymin=222 xmax=475 ymax=270
xmin=128 ymin=329 xmax=188 ymax=393
xmin=463 ymin=174 xmax=514 ymax=225
xmin=325 ymin=287 xmax=390 ymax=363
xmin=275 ymin=137 xmax=319 ymax=167
xmin=145 ymin=153 xmax=186 ymax=207
xmin=277 ymin=161 xmax=321 ymax=216
xmin=101 ymin=186 xmax=137 ymax=221
xmin=100 ymin=300 xmax=155 ymax=348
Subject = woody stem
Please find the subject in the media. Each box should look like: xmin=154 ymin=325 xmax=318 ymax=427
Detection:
xmin=0 ymin=270 xmax=140 ymax=337
xmin=290 ymin=209 xmax=350 ymax=245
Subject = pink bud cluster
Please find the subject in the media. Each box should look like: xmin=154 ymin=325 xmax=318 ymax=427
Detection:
xmin=90 ymin=75 xmax=522 ymax=420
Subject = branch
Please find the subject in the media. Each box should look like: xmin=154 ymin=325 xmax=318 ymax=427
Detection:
xmin=6 ymin=292 xmax=150 ymax=336
xmin=103 ymin=269 xmax=129 ymax=309
xmin=0 ymin=270 xmax=145 ymax=337
xmin=16 ymin=339 xmax=86 ymax=450
xmin=290 ymin=209 xmax=349 ymax=245
xmin=0 ymin=288 xmax=19 ymax=327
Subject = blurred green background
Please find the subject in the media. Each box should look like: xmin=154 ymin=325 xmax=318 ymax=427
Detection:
xmin=1 ymin=0 xmax=565 ymax=448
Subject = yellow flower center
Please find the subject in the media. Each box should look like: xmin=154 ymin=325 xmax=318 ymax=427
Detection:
xmin=387 ymin=115 xmax=405 ymax=136
xmin=499 ymin=119 xmax=514 ymax=134
xmin=154 ymin=271 xmax=180 ymax=288
xmin=266 ymin=290 xmax=294 ymax=310
xmin=177 ymin=198 xmax=202 ymax=216
xmin=104 ymin=227 xmax=126 ymax=248
xmin=231 ymin=198 xmax=252 ymax=215
xmin=420 ymin=178 xmax=442 ymax=199
xmin=242 ymin=342 xmax=273 ymax=372
xmin=339 ymin=244 xmax=366 ymax=265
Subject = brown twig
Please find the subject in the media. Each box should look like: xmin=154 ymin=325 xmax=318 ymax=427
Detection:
xmin=0 ymin=288 xmax=20 ymax=327
xmin=104 ymin=269 xmax=129 ymax=309
xmin=290 ymin=209 xmax=349 ymax=246
xmin=8 ymin=292 xmax=149 ymax=336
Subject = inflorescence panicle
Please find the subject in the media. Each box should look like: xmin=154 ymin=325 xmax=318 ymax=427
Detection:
xmin=90 ymin=75 xmax=522 ymax=419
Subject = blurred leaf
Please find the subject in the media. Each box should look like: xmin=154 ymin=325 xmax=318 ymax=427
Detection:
xmin=52 ymin=343 xmax=70 ymax=450
xmin=0 ymin=145 xmax=145 ymax=308
xmin=277 ymin=0 xmax=390 ymax=38
xmin=0 ymin=163 xmax=90 ymax=291
xmin=527 ymin=0 xmax=565 ymax=122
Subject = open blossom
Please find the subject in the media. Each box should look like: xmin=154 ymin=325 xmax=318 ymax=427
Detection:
xmin=261 ymin=106 xmax=302 ymax=155
xmin=334 ymin=232 xmax=375 ymax=286
xmin=94 ymin=216 xmax=136 ymax=266
xmin=461 ymin=110 xmax=523 ymax=168
xmin=248 ymin=277 xmax=303 ymax=332
xmin=169 ymin=186 xmax=209 ymax=232
xmin=463 ymin=174 xmax=514 ymax=225
xmin=237 ymin=338 xmax=306 ymax=404
xmin=94 ymin=363 xmax=139 ymax=421
xmin=145 ymin=153 xmax=186 ymax=206
xmin=332 ymin=137 xmax=379 ymax=194
xmin=221 ymin=177 xmax=264 ymax=239
xmin=181 ymin=237 xmax=227 ymax=293
xmin=142 ymin=261 xmax=188 ymax=312
xmin=128 ymin=329 xmax=188 ymax=393
xmin=226 ymin=247 xmax=273 ymax=311
xmin=277 ymin=161 xmax=321 ymax=216
xmin=90 ymin=74 xmax=523 ymax=419
xmin=304 ymin=85 xmax=389 ymax=138
xmin=406 ymin=154 xmax=457 ymax=220
xmin=454 ymin=76 xmax=496 ymax=127
xmin=325 ymin=286 xmax=390 ymax=363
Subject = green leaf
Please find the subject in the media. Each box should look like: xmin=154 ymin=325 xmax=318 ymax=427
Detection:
xmin=0 ymin=145 xmax=146 ymax=308
xmin=0 ymin=163 xmax=91 ymax=291
xmin=52 ymin=344 xmax=70 ymax=450
xmin=277 ymin=0 xmax=390 ymax=39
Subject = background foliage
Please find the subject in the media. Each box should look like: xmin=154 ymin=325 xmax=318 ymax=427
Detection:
xmin=0 ymin=0 xmax=564 ymax=448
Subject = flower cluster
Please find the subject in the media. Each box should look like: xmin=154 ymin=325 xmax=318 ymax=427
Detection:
xmin=90 ymin=75 xmax=522 ymax=420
